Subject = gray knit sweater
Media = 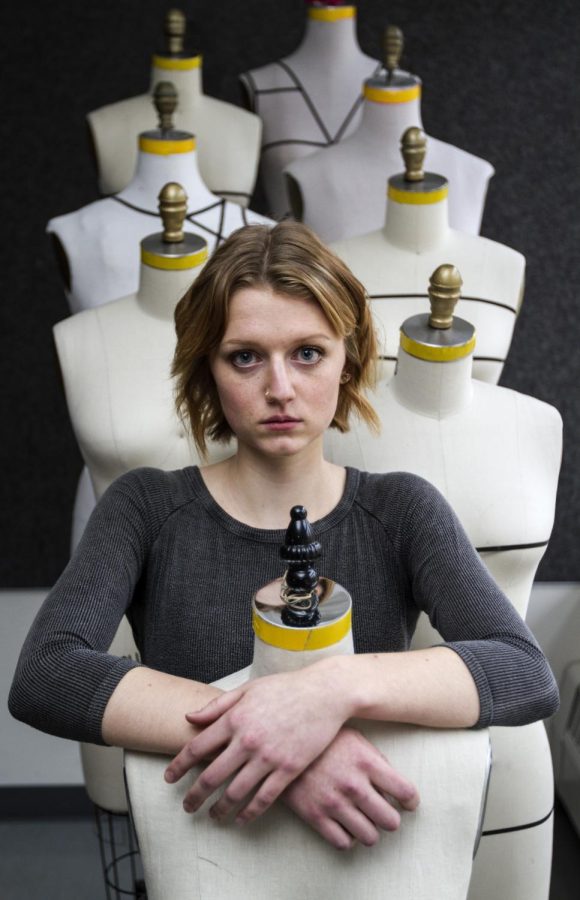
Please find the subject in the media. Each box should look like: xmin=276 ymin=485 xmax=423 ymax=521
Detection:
xmin=9 ymin=466 xmax=559 ymax=744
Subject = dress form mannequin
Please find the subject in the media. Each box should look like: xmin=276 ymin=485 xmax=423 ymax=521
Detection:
xmin=239 ymin=2 xmax=380 ymax=219
xmin=50 ymin=83 xmax=272 ymax=314
xmin=330 ymin=128 xmax=524 ymax=385
xmin=54 ymin=184 xmax=235 ymax=817
xmin=87 ymin=9 xmax=261 ymax=205
xmin=284 ymin=26 xmax=494 ymax=241
xmin=126 ymin=507 xmax=490 ymax=900
xmin=324 ymin=268 xmax=562 ymax=900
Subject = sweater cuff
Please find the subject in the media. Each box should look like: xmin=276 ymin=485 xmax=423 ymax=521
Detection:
xmin=85 ymin=656 xmax=142 ymax=745
xmin=438 ymin=642 xmax=494 ymax=728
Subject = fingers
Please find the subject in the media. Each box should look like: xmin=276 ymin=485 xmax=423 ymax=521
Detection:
xmin=164 ymin=717 xmax=232 ymax=784
xmin=181 ymin=742 xmax=247 ymax=812
xmin=185 ymin=689 xmax=243 ymax=724
xmin=369 ymin=758 xmax=420 ymax=812
xmin=234 ymin=769 xmax=296 ymax=824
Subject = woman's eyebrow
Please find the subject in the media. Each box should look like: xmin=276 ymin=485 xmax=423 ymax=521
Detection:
xmin=220 ymin=333 xmax=335 ymax=348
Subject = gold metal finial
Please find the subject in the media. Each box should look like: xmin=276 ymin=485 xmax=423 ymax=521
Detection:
xmin=153 ymin=81 xmax=178 ymax=131
xmin=165 ymin=9 xmax=186 ymax=55
xmin=383 ymin=25 xmax=404 ymax=74
xmin=402 ymin=127 xmax=427 ymax=182
xmin=428 ymin=265 xmax=463 ymax=329
xmin=159 ymin=183 xmax=188 ymax=243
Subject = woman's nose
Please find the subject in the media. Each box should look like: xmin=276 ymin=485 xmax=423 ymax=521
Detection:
xmin=265 ymin=361 xmax=296 ymax=404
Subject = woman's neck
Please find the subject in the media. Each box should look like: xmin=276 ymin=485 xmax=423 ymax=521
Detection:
xmin=202 ymin=442 xmax=346 ymax=529
xmin=383 ymin=195 xmax=449 ymax=252
xmin=292 ymin=6 xmax=363 ymax=65
xmin=118 ymin=145 xmax=215 ymax=210
xmin=390 ymin=349 xmax=474 ymax=418
xmin=136 ymin=262 xmax=198 ymax=321
xmin=151 ymin=61 xmax=203 ymax=104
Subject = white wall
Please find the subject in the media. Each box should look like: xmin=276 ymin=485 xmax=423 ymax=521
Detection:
xmin=2 ymin=584 xmax=579 ymax=788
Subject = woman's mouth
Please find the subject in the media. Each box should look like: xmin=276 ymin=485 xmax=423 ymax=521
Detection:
xmin=260 ymin=416 xmax=302 ymax=431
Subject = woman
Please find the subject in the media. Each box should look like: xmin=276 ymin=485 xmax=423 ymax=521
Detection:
xmin=9 ymin=222 xmax=558 ymax=850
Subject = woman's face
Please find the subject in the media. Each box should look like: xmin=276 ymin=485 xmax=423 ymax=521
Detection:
xmin=210 ymin=286 xmax=347 ymax=461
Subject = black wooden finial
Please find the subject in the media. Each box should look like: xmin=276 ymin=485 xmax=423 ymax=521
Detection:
xmin=279 ymin=506 xmax=322 ymax=627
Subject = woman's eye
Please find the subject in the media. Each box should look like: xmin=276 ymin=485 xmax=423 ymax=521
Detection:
xmin=294 ymin=346 xmax=322 ymax=364
xmin=231 ymin=350 xmax=259 ymax=368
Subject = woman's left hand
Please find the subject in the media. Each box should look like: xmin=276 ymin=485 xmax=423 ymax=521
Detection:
xmin=164 ymin=660 xmax=353 ymax=822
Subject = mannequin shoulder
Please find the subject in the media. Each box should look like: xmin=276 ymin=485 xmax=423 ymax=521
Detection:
xmin=240 ymin=60 xmax=296 ymax=93
xmin=53 ymin=295 xmax=136 ymax=361
xmin=330 ymin=229 xmax=389 ymax=269
xmin=87 ymin=93 xmax=152 ymax=138
xmin=196 ymin=93 xmax=262 ymax=139
xmin=427 ymin=135 xmax=495 ymax=180
xmin=475 ymin=382 xmax=563 ymax=439
xmin=47 ymin=197 xmax=118 ymax=238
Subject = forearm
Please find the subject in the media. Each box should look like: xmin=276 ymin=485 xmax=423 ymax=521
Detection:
xmin=102 ymin=666 xmax=223 ymax=754
xmin=325 ymin=647 xmax=480 ymax=729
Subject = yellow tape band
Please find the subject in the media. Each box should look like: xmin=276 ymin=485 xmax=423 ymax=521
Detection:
xmin=400 ymin=331 xmax=476 ymax=362
xmin=152 ymin=54 xmax=202 ymax=71
xmin=364 ymin=84 xmax=421 ymax=105
xmin=141 ymin=246 xmax=208 ymax=271
xmin=388 ymin=184 xmax=449 ymax=205
xmin=308 ymin=6 xmax=355 ymax=22
xmin=252 ymin=607 xmax=352 ymax=651
xmin=139 ymin=136 xmax=196 ymax=155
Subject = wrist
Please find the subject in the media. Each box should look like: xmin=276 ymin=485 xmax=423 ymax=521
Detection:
xmin=312 ymin=655 xmax=365 ymax=719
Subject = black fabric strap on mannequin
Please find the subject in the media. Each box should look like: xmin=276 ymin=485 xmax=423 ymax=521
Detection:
xmin=370 ymin=293 xmax=518 ymax=315
xmin=254 ymin=60 xmax=382 ymax=152
xmin=476 ymin=540 xmax=550 ymax=553
xmin=482 ymin=807 xmax=553 ymax=837
xmin=378 ymin=354 xmax=506 ymax=364
xmin=110 ymin=195 xmax=229 ymax=243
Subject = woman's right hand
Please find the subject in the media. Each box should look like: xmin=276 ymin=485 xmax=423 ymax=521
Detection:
xmin=281 ymin=726 xmax=419 ymax=850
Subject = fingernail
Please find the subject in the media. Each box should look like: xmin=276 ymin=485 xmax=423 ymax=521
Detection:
xmin=183 ymin=801 xmax=193 ymax=813
xmin=164 ymin=771 xmax=175 ymax=783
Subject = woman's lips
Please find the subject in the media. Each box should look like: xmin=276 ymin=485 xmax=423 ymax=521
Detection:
xmin=260 ymin=416 xmax=302 ymax=431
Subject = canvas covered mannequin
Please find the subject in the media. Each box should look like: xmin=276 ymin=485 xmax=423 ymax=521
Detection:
xmin=331 ymin=127 xmax=525 ymax=385
xmin=87 ymin=8 xmax=261 ymax=205
xmin=324 ymin=267 xmax=562 ymax=900
xmin=50 ymin=82 xmax=272 ymax=315
xmin=284 ymin=26 xmax=494 ymax=242
xmin=239 ymin=2 xmax=380 ymax=219
xmin=54 ymin=185 xmax=234 ymax=814
xmin=126 ymin=507 xmax=491 ymax=900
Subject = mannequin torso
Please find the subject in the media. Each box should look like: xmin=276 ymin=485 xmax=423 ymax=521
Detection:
xmin=284 ymin=76 xmax=494 ymax=241
xmin=87 ymin=56 xmax=262 ymax=205
xmin=48 ymin=135 xmax=272 ymax=313
xmin=331 ymin=186 xmax=525 ymax=384
xmin=240 ymin=4 xmax=379 ymax=218
xmin=54 ymin=261 xmax=233 ymax=500
xmin=324 ymin=348 xmax=561 ymax=617
xmin=324 ymin=320 xmax=562 ymax=900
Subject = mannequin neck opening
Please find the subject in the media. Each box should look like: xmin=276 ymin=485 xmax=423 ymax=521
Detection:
xmin=136 ymin=260 xmax=199 ymax=320
xmin=150 ymin=59 xmax=203 ymax=103
xmin=118 ymin=145 xmax=215 ymax=210
xmin=383 ymin=192 xmax=450 ymax=252
xmin=391 ymin=348 xmax=474 ymax=418
xmin=360 ymin=93 xmax=423 ymax=137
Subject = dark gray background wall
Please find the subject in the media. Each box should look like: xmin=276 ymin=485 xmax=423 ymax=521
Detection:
xmin=0 ymin=0 xmax=578 ymax=584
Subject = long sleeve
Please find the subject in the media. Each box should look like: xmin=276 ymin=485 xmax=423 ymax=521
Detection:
xmin=8 ymin=471 xmax=158 ymax=744
xmin=398 ymin=474 xmax=559 ymax=728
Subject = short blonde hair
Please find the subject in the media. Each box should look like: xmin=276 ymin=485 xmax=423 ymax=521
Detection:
xmin=172 ymin=221 xmax=379 ymax=455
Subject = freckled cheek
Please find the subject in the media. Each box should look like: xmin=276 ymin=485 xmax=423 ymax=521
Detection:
xmin=216 ymin=379 xmax=260 ymax=425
